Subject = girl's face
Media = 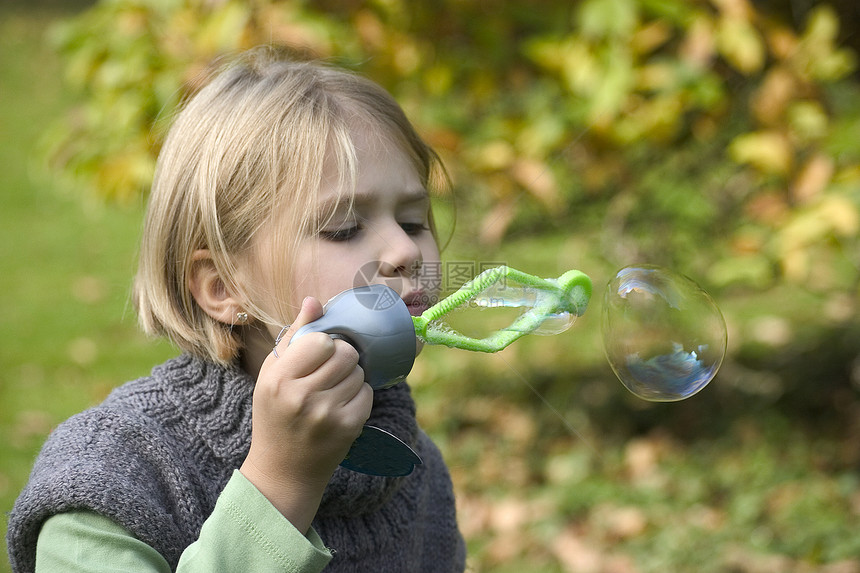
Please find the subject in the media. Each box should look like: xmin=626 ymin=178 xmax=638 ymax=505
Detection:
xmin=289 ymin=128 xmax=441 ymax=319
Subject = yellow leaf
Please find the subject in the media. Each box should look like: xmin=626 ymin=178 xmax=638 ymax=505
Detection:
xmin=392 ymin=36 xmax=421 ymax=75
xmin=194 ymin=1 xmax=249 ymax=54
xmin=680 ymin=15 xmax=716 ymax=69
xmin=803 ymin=4 xmax=840 ymax=46
xmin=729 ymin=131 xmax=793 ymax=175
xmin=630 ymin=20 xmax=672 ymax=56
xmin=791 ymin=153 xmax=834 ymax=204
xmin=354 ymin=9 xmax=385 ymax=49
xmin=766 ymin=24 xmax=798 ymax=61
xmin=711 ymin=0 xmax=754 ymax=20
xmin=558 ymin=39 xmax=599 ymax=93
xmin=510 ymin=158 xmax=559 ymax=208
xmin=613 ymin=95 xmax=683 ymax=143
xmin=750 ymin=67 xmax=795 ymax=125
xmin=776 ymin=195 xmax=859 ymax=282
xmin=472 ymin=140 xmax=515 ymax=171
xmin=423 ymin=64 xmax=453 ymax=96
xmin=637 ymin=62 xmax=675 ymax=92
xmin=820 ymin=195 xmax=860 ymax=236
xmin=781 ymin=248 xmax=809 ymax=283
xmin=788 ymin=100 xmax=829 ymax=141
xmin=779 ymin=196 xmax=860 ymax=252
xmin=587 ymin=45 xmax=635 ymax=125
xmin=796 ymin=6 xmax=857 ymax=81
xmin=717 ymin=17 xmax=765 ymax=74
xmin=578 ymin=0 xmax=637 ymax=38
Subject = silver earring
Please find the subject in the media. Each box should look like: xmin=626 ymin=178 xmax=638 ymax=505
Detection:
xmin=236 ymin=312 xmax=248 ymax=324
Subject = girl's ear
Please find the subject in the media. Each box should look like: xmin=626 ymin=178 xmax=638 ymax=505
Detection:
xmin=188 ymin=250 xmax=248 ymax=324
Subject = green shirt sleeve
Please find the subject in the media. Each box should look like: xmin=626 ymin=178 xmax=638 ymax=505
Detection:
xmin=35 ymin=469 xmax=332 ymax=573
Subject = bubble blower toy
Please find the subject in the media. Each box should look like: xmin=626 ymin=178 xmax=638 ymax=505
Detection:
xmin=288 ymin=264 xmax=726 ymax=477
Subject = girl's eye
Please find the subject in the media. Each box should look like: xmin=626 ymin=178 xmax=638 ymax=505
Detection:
xmin=319 ymin=226 xmax=360 ymax=242
xmin=400 ymin=222 xmax=430 ymax=236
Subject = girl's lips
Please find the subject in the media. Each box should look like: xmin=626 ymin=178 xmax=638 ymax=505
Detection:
xmin=402 ymin=291 xmax=430 ymax=316
xmin=406 ymin=303 xmax=428 ymax=317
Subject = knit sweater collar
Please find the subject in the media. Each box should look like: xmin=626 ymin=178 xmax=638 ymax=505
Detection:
xmin=157 ymin=354 xmax=418 ymax=515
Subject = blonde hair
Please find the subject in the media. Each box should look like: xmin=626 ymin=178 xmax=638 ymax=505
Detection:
xmin=134 ymin=46 xmax=447 ymax=364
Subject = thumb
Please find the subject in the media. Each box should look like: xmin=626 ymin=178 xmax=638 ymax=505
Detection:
xmin=272 ymin=296 xmax=324 ymax=356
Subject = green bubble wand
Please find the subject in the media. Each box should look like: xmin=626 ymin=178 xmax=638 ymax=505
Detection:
xmin=412 ymin=265 xmax=592 ymax=351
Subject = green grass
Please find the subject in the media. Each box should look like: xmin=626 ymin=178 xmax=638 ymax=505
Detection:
xmin=0 ymin=7 xmax=175 ymax=571
xmin=2 ymin=5 xmax=860 ymax=573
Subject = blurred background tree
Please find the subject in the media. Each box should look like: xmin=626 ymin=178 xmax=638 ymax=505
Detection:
xmin=48 ymin=0 xmax=859 ymax=285
xmin=48 ymin=0 xmax=860 ymax=262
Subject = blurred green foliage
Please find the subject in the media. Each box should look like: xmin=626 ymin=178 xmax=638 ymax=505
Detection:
xmin=46 ymin=0 xmax=860 ymax=297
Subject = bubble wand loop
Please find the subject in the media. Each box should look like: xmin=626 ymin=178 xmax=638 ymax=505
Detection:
xmin=412 ymin=266 xmax=592 ymax=352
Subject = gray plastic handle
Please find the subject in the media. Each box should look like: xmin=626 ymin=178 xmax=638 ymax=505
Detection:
xmin=291 ymin=284 xmax=417 ymax=390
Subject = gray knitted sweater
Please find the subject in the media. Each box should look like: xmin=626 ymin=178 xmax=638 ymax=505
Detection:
xmin=7 ymin=354 xmax=466 ymax=572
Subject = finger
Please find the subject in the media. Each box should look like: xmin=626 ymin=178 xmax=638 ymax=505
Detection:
xmin=327 ymin=364 xmax=370 ymax=406
xmin=308 ymin=339 xmax=361 ymax=390
xmin=280 ymin=332 xmax=338 ymax=379
xmin=284 ymin=334 xmax=363 ymax=383
xmin=338 ymin=380 xmax=374 ymax=431
xmin=272 ymin=296 xmax=324 ymax=357
xmin=321 ymin=371 xmax=373 ymax=437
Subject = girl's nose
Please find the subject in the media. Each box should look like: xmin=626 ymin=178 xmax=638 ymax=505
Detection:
xmin=378 ymin=225 xmax=423 ymax=277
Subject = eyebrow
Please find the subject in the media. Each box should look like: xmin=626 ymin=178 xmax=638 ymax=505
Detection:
xmin=318 ymin=186 xmax=430 ymax=214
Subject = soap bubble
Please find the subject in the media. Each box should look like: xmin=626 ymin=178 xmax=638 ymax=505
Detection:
xmin=601 ymin=265 xmax=727 ymax=402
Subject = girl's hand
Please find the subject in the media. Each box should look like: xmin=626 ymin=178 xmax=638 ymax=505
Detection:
xmin=239 ymin=296 xmax=373 ymax=533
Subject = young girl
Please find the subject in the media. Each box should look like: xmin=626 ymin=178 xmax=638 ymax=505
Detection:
xmin=8 ymin=46 xmax=466 ymax=572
